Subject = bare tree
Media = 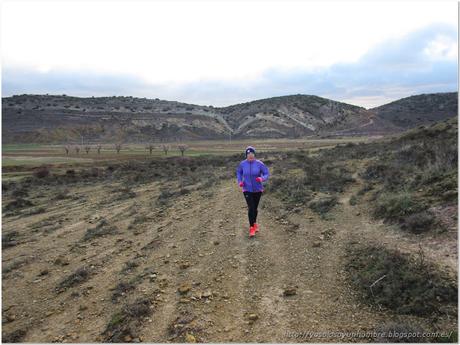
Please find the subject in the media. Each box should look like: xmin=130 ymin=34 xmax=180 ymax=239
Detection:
xmin=162 ymin=144 xmax=170 ymax=155
xmin=74 ymin=146 xmax=80 ymax=154
xmin=84 ymin=145 xmax=91 ymax=154
xmin=178 ymin=144 xmax=189 ymax=156
xmin=146 ymin=143 xmax=155 ymax=155
xmin=97 ymin=144 xmax=102 ymax=154
xmin=115 ymin=143 xmax=122 ymax=154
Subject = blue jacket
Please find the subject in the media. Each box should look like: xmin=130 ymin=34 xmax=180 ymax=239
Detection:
xmin=236 ymin=159 xmax=270 ymax=192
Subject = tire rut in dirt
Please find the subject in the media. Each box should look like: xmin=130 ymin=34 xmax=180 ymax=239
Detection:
xmin=239 ymin=193 xmax=297 ymax=342
xmin=138 ymin=181 xmax=248 ymax=342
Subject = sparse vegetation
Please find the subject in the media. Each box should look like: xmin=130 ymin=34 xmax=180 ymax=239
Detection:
xmin=372 ymin=191 xmax=427 ymax=221
xmin=110 ymin=281 xmax=137 ymax=302
xmin=55 ymin=266 xmax=92 ymax=293
xmin=0 ymin=109 xmax=457 ymax=342
xmin=3 ymin=197 xmax=34 ymax=213
xmin=102 ymin=298 xmax=153 ymax=342
xmin=83 ymin=219 xmax=118 ymax=241
xmin=2 ymin=231 xmax=19 ymax=249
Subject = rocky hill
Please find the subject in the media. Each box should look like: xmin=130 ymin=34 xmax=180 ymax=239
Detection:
xmin=218 ymin=94 xmax=400 ymax=138
xmin=1 ymin=92 xmax=457 ymax=143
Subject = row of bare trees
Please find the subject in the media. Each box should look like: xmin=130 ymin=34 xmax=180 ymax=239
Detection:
xmin=64 ymin=144 xmax=103 ymax=155
xmin=158 ymin=144 xmax=189 ymax=156
xmin=63 ymin=143 xmax=189 ymax=156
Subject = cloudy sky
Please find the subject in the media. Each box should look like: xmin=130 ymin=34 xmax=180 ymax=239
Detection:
xmin=1 ymin=0 xmax=458 ymax=108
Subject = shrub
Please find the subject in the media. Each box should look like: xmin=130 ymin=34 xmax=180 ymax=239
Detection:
xmin=372 ymin=192 xmax=426 ymax=222
xmin=2 ymin=231 xmax=19 ymax=249
xmin=2 ymin=329 xmax=27 ymax=343
xmin=270 ymin=175 xmax=312 ymax=205
xmin=349 ymin=194 xmax=358 ymax=206
xmin=309 ymin=196 xmax=338 ymax=215
xmin=111 ymin=281 xmax=136 ymax=302
xmin=83 ymin=219 xmax=118 ymax=241
xmin=400 ymin=211 xmax=436 ymax=234
xmin=345 ymin=243 xmax=457 ymax=316
xmin=33 ymin=166 xmax=50 ymax=178
xmin=4 ymin=198 xmax=34 ymax=212
xmin=102 ymin=298 xmax=153 ymax=342
xmin=56 ymin=266 xmax=91 ymax=292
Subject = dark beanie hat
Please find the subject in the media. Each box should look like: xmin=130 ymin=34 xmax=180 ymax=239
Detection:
xmin=245 ymin=146 xmax=256 ymax=157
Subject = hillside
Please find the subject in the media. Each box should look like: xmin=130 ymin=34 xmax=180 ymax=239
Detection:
xmin=1 ymin=92 xmax=457 ymax=143
xmin=2 ymin=95 xmax=230 ymax=144
xmin=218 ymin=94 xmax=398 ymax=138
xmin=371 ymin=92 xmax=458 ymax=128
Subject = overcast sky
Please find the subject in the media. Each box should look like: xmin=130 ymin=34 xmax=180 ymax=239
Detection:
xmin=1 ymin=0 xmax=458 ymax=108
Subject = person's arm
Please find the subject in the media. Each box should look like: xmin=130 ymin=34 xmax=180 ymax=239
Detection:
xmin=236 ymin=162 xmax=244 ymax=185
xmin=258 ymin=161 xmax=270 ymax=182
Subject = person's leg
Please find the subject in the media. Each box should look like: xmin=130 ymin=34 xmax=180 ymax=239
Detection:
xmin=253 ymin=192 xmax=262 ymax=224
xmin=243 ymin=191 xmax=256 ymax=226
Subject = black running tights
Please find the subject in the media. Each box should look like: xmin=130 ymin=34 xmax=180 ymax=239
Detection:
xmin=243 ymin=191 xmax=262 ymax=227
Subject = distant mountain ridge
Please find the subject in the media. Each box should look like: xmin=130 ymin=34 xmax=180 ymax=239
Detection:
xmin=2 ymin=92 xmax=457 ymax=143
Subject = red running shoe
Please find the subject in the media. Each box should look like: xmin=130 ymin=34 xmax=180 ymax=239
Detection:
xmin=254 ymin=223 xmax=259 ymax=233
xmin=249 ymin=225 xmax=256 ymax=237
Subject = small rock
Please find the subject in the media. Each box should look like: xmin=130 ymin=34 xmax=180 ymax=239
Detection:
xmin=312 ymin=241 xmax=321 ymax=247
xmin=247 ymin=313 xmax=258 ymax=321
xmin=179 ymin=262 xmax=190 ymax=269
xmin=283 ymin=288 xmax=297 ymax=296
xmin=202 ymin=290 xmax=212 ymax=298
xmin=123 ymin=335 xmax=132 ymax=342
xmin=5 ymin=314 xmax=16 ymax=322
xmin=178 ymin=284 xmax=192 ymax=294
xmin=185 ymin=333 xmax=196 ymax=343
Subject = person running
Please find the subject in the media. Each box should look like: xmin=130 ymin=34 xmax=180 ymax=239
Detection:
xmin=236 ymin=146 xmax=270 ymax=238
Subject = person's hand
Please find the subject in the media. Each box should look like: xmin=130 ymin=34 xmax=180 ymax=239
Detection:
xmin=255 ymin=177 xmax=263 ymax=182
xmin=239 ymin=181 xmax=244 ymax=187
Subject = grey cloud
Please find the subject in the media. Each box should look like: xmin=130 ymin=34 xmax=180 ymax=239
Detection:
xmin=2 ymin=22 xmax=457 ymax=108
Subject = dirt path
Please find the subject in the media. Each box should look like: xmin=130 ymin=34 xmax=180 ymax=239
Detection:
xmin=131 ymin=177 xmax=405 ymax=342
xmin=2 ymin=169 xmax=457 ymax=342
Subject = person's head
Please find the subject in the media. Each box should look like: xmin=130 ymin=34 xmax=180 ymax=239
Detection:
xmin=245 ymin=146 xmax=256 ymax=161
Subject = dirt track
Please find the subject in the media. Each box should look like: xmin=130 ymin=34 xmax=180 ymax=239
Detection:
xmin=2 ymin=167 xmax=457 ymax=342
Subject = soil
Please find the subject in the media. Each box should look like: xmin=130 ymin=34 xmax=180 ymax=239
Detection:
xmin=2 ymin=165 xmax=457 ymax=342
